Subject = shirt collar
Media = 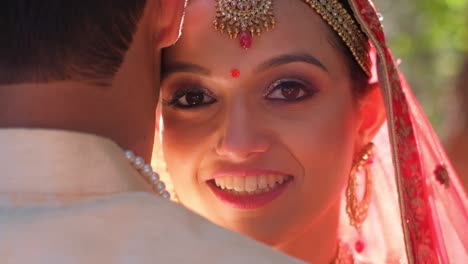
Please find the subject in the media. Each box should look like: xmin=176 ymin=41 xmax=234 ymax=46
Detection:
xmin=0 ymin=128 xmax=150 ymax=196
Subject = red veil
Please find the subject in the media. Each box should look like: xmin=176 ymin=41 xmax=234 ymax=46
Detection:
xmin=337 ymin=0 xmax=468 ymax=262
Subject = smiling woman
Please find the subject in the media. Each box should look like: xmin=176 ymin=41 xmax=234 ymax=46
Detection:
xmin=156 ymin=0 xmax=468 ymax=263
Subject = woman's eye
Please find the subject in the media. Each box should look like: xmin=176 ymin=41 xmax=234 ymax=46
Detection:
xmin=168 ymin=88 xmax=216 ymax=108
xmin=265 ymin=79 xmax=311 ymax=101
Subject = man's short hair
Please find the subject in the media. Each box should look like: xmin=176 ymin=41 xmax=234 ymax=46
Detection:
xmin=0 ymin=0 xmax=147 ymax=86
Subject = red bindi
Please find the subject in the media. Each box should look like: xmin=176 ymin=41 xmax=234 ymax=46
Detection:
xmin=231 ymin=69 xmax=240 ymax=78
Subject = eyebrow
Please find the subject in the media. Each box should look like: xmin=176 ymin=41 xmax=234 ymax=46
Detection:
xmin=161 ymin=52 xmax=328 ymax=79
xmin=255 ymin=53 xmax=328 ymax=73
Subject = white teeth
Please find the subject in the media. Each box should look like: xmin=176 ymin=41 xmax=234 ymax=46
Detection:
xmin=215 ymin=177 xmax=225 ymax=189
xmin=245 ymin=177 xmax=258 ymax=192
xmin=276 ymin=175 xmax=285 ymax=184
xmin=233 ymin=177 xmax=243 ymax=192
xmin=267 ymin=175 xmax=276 ymax=188
xmin=258 ymin=175 xmax=268 ymax=189
xmin=213 ymin=174 xmax=290 ymax=194
xmin=225 ymin=177 xmax=233 ymax=190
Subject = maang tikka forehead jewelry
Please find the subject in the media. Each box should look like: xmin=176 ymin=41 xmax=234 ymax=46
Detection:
xmin=213 ymin=0 xmax=276 ymax=49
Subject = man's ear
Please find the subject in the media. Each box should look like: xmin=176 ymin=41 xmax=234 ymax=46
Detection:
xmin=356 ymin=82 xmax=386 ymax=146
xmin=156 ymin=0 xmax=186 ymax=48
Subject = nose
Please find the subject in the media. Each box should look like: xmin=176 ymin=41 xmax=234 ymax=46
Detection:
xmin=215 ymin=101 xmax=270 ymax=162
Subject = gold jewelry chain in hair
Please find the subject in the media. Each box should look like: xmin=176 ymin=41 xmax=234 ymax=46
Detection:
xmin=302 ymin=0 xmax=371 ymax=77
xmin=213 ymin=0 xmax=371 ymax=76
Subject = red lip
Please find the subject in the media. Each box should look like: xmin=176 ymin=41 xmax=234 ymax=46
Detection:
xmin=207 ymin=179 xmax=292 ymax=210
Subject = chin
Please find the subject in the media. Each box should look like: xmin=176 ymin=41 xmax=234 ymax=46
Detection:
xmin=214 ymin=206 xmax=309 ymax=247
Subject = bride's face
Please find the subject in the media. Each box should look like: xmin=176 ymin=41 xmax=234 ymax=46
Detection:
xmin=159 ymin=0 xmax=364 ymax=245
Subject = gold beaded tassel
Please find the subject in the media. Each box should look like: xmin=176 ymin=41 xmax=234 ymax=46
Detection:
xmin=213 ymin=0 xmax=276 ymax=49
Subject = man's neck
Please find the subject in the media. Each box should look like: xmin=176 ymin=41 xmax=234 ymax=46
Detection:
xmin=0 ymin=81 xmax=155 ymax=160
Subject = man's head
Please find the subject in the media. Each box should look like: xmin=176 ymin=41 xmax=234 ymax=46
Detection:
xmin=0 ymin=0 xmax=185 ymax=159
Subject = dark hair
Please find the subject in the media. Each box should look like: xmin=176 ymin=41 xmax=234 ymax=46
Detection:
xmin=332 ymin=0 xmax=371 ymax=99
xmin=0 ymin=0 xmax=147 ymax=86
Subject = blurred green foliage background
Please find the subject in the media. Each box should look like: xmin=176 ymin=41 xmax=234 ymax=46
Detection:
xmin=373 ymin=0 xmax=467 ymax=138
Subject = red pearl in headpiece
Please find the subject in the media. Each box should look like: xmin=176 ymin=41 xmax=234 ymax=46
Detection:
xmin=239 ymin=33 xmax=252 ymax=49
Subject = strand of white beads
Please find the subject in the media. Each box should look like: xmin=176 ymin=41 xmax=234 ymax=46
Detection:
xmin=124 ymin=150 xmax=170 ymax=199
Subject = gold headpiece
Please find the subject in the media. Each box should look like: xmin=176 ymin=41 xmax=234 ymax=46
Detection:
xmin=213 ymin=0 xmax=371 ymax=77
xmin=213 ymin=0 xmax=276 ymax=49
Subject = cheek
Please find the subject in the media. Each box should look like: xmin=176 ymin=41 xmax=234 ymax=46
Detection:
xmin=161 ymin=109 xmax=212 ymax=161
xmin=160 ymin=111 xmax=216 ymax=208
xmin=275 ymin=96 xmax=357 ymax=212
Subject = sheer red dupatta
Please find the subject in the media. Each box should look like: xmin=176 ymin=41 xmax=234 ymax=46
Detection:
xmin=340 ymin=0 xmax=468 ymax=262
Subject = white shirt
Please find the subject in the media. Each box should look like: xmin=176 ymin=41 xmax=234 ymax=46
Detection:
xmin=0 ymin=129 xmax=302 ymax=264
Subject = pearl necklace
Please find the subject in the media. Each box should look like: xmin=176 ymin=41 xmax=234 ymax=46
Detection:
xmin=124 ymin=150 xmax=170 ymax=199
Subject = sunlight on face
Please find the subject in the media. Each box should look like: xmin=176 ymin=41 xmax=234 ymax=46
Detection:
xmin=159 ymin=0 xmax=362 ymax=246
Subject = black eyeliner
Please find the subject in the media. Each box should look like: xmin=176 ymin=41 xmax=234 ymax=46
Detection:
xmin=263 ymin=78 xmax=318 ymax=100
xmin=162 ymin=86 xmax=217 ymax=108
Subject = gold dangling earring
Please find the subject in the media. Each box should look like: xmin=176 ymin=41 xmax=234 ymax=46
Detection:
xmin=346 ymin=142 xmax=374 ymax=253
